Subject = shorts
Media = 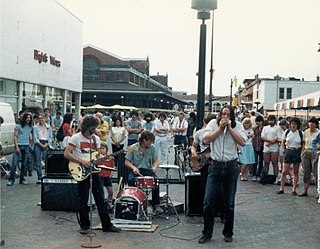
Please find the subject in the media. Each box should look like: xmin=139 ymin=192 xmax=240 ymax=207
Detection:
xmin=284 ymin=148 xmax=301 ymax=164
xmin=102 ymin=177 xmax=112 ymax=187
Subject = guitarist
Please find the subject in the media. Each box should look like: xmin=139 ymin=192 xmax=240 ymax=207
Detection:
xmin=189 ymin=114 xmax=216 ymax=189
xmin=64 ymin=115 xmax=120 ymax=234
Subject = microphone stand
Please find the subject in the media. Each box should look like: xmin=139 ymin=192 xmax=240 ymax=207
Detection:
xmin=81 ymin=134 xmax=101 ymax=248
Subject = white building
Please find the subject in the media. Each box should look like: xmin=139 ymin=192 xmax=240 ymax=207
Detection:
xmin=252 ymin=77 xmax=320 ymax=112
xmin=0 ymin=0 xmax=83 ymax=116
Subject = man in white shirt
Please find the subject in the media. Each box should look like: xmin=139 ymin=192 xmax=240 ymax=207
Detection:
xmin=198 ymin=106 xmax=245 ymax=244
xmin=153 ymin=112 xmax=170 ymax=165
xmin=261 ymin=115 xmax=282 ymax=178
xmin=172 ymin=112 xmax=188 ymax=149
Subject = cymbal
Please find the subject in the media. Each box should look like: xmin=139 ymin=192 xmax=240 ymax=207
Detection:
xmin=158 ymin=164 xmax=180 ymax=170
xmin=98 ymin=166 xmax=117 ymax=171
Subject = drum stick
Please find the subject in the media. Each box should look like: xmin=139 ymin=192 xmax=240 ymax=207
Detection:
xmin=116 ymin=176 xmax=123 ymax=197
xmin=138 ymin=173 xmax=143 ymax=177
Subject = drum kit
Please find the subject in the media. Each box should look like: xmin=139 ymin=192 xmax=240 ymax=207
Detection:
xmin=114 ymin=175 xmax=157 ymax=221
xmin=114 ymin=164 xmax=180 ymax=221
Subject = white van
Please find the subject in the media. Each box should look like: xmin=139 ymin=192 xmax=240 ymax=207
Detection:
xmin=0 ymin=102 xmax=15 ymax=155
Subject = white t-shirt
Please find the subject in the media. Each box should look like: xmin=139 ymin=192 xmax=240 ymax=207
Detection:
xmin=111 ymin=126 xmax=126 ymax=144
xmin=194 ymin=128 xmax=209 ymax=153
xmin=68 ymin=132 xmax=100 ymax=159
xmin=153 ymin=119 xmax=170 ymax=137
xmin=283 ymin=129 xmax=303 ymax=149
xmin=205 ymin=120 xmax=244 ymax=162
xmin=261 ymin=125 xmax=282 ymax=152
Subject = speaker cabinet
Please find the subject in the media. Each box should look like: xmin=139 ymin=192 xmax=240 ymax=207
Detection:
xmin=41 ymin=177 xmax=79 ymax=211
xmin=185 ymin=173 xmax=204 ymax=216
xmin=45 ymin=150 xmax=70 ymax=176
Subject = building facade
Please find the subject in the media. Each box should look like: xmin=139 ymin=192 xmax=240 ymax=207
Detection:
xmin=236 ymin=74 xmax=320 ymax=115
xmin=82 ymin=45 xmax=188 ymax=110
xmin=0 ymin=0 xmax=83 ymax=116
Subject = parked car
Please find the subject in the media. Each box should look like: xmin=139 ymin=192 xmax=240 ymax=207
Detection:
xmin=0 ymin=102 xmax=15 ymax=155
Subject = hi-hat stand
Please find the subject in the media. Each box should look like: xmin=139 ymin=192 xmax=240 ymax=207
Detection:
xmin=158 ymin=164 xmax=180 ymax=221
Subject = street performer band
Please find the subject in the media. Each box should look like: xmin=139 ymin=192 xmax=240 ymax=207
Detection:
xmin=61 ymin=107 xmax=250 ymax=243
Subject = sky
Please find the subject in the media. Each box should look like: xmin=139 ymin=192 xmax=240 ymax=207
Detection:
xmin=57 ymin=0 xmax=320 ymax=96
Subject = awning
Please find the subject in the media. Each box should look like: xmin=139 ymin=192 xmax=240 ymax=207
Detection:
xmin=274 ymin=91 xmax=320 ymax=110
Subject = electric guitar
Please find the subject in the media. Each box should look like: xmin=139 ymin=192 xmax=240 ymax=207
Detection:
xmin=189 ymin=147 xmax=211 ymax=172
xmin=69 ymin=145 xmax=138 ymax=182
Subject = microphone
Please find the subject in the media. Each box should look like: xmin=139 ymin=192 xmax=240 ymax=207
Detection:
xmin=224 ymin=124 xmax=228 ymax=134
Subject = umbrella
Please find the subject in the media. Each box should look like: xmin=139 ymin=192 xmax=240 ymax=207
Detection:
xmin=85 ymin=104 xmax=109 ymax=109
xmin=105 ymin=104 xmax=138 ymax=110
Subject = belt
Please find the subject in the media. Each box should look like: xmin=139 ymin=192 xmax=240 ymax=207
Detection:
xmin=156 ymin=134 xmax=167 ymax=137
xmin=286 ymin=147 xmax=301 ymax=150
xmin=39 ymin=140 xmax=48 ymax=143
xmin=211 ymin=159 xmax=237 ymax=167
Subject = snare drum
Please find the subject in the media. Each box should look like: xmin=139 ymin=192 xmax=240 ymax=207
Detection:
xmin=135 ymin=176 xmax=156 ymax=190
xmin=115 ymin=187 xmax=147 ymax=220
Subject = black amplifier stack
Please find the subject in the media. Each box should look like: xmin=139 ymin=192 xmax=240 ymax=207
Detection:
xmin=41 ymin=149 xmax=79 ymax=211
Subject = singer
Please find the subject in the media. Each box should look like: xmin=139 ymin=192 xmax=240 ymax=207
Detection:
xmin=64 ymin=115 xmax=120 ymax=234
xmin=198 ymin=105 xmax=245 ymax=244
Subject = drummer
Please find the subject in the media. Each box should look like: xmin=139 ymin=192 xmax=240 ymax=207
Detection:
xmin=125 ymin=130 xmax=163 ymax=215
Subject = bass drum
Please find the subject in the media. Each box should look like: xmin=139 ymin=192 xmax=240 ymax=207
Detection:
xmin=114 ymin=187 xmax=147 ymax=220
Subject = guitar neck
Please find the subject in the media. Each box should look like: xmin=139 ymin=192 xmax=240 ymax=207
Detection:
xmin=94 ymin=150 xmax=123 ymax=164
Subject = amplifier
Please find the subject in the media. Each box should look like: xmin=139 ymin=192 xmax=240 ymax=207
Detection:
xmin=46 ymin=150 xmax=70 ymax=176
xmin=185 ymin=173 xmax=204 ymax=216
xmin=41 ymin=176 xmax=79 ymax=211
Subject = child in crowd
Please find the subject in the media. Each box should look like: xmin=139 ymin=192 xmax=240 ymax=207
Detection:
xmin=98 ymin=142 xmax=115 ymax=208
xmin=238 ymin=118 xmax=255 ymax=181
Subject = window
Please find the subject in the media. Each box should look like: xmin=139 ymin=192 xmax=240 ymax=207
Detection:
xmin=287 ymin=88 xmax=292 ymax=99
xmin=279 ymin=88 xmax=284 ymax=99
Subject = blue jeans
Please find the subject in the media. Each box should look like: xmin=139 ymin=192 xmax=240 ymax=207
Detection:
xmin=202 ymin=160 xmax=240 ymax=238
xmin=34 ymin=144 xmax=48 ymax=180
xmin=253 ymin=150 xmax=263 ymax=177
xmin=10 ymin=145 xmax=30 ymax=183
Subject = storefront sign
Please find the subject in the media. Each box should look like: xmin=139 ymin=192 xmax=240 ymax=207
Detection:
xmin=34 ymin=49 xmax=61 ymax=67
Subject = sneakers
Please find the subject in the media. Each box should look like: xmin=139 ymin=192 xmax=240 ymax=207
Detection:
xmin=78 ymin=228 xmax=91 ymax=234
xmin=19 ymin=180 xmax=28 ymax=185
xmin=224 ymin=236 xmax=233 ymax=243
xmin=103 ymin=225 xmax=121 ymax=233
xmin=252 ymin=176 xmax=257 ymax=182
xmin=36 ymin=180 xmax=42 ymax=185
xmin=198 ymin=235 xmax=211 ymax=244
xmin=7 ymin=181 xmax=14 ymax=186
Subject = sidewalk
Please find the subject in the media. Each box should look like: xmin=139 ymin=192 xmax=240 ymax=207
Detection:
xmin=1 ymin=169 xmax=319 ymax=249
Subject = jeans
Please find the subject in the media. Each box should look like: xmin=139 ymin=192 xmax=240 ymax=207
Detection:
xmin=128 ymin=168 xmax=160 ymax=207
xmin=253 ymin=150 xmax=263 ymax=177
xmin=34 ymin=144 xmax=48 ymax=180
xmin=10 ymin=145 xmax=30 ymax=183
xmin=202 ymin=160 xmax=240 ymax=238
xmin=78 ymin=173 xmax=112 ymax=230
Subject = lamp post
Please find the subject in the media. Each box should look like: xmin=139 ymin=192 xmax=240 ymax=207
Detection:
xmin=192 ymin=0 xmax=217 ymax=130
xmin=274 ymin=74 xmax=281 ymax=118
xmin=229 ymin=76 xmax=237 ymax=106
xmin=93 ymin=94 xmax=97 ymax=104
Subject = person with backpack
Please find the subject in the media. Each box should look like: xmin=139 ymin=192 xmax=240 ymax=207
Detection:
xmin=277 ymin=117 xmax=305 ymax=195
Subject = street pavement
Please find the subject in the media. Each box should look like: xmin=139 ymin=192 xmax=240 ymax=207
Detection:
xmin=1 ymin=139 xmax=319 ymax=249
